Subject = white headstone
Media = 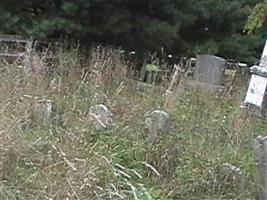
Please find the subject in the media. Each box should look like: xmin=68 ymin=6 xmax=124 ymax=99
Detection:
xmin=145 ymin=110 xmax=171 ymax=143
xmin=244 ymin=74 xmax=267 ymax=107
xmin=243 ymin=40 xmax=267 ymax=109
xmin=260 ymin=40 xmax=267 ymax=68
xmin=89 ymin=104 xmax=113 ymax=130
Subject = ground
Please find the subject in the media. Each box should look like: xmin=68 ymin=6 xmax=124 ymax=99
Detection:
xmin=0 ymin=46 xmax=265 ymax=200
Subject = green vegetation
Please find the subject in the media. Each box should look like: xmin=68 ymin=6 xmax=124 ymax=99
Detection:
xmin=0 ymin=0 xmax=265 ymax=61
xmin=246 ymin=0 xmax=267 ymax=33
xmin=0 ymin=46 xmax=265 ymax=199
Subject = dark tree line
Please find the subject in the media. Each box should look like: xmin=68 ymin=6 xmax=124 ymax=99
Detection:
xmin=0 ymin=0 xmax=265 ymax=62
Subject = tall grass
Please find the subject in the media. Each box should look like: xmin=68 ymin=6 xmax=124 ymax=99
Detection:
xmin=0 ymin=42 xmax=265 ymax=199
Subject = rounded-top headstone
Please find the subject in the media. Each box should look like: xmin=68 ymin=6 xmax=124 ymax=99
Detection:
xmin=144 ymin=110 xmax=171 ymax=143
xmin=89 ymin=104 xmax=113 ymax=131
xmin=34 ymin=99 xmax=54 ymax=124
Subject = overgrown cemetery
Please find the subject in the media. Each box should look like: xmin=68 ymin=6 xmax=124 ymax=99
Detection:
xmin=0 ymin=33 xmax=266 ymax=200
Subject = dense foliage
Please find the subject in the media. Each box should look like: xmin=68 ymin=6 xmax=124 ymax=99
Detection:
xmin=246 ymin=0 xmax=267 ymax=33
xmin=0 ymin=0 xmax=265 ymax=61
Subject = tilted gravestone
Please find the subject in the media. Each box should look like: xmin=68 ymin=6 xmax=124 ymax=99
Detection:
xmin=144 ymin=110 xmax=171 ymax=143
xmin=89 ymin=104 xmax=113 ymax=131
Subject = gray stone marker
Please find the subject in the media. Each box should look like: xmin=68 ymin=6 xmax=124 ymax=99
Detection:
xmin=144 ymin=110 xmax=171 ymax=143
xmin=188 ymin=55 xmax=226 ymax=92
xmin=135 ymin=81 xmax=153 ymax=92
xmin=89 ymin=104 xmax=113 ymax=131
xmin=218 ymin=163 xmax=242 ymax=176
xmin=216 ymin=163 xmax=243 ymax=186
xmin=34 ymin=99 xmax=55 ymax=124
xmin=194 ymin=55 xmax=226 ymax=85
xmin=254 ymin=136 xmax=267 ymax=199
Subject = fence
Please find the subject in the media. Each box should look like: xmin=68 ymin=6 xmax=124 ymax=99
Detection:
xmin=0 ymin=33 xmax=57 ymax=61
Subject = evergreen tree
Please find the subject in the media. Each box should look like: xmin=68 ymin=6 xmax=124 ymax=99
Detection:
xmin=0 ymin=0 xmax=264 ymax=61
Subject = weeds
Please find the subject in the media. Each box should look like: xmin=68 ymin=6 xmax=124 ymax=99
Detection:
xmin=0 ymin=42 xmax=264 ymax=199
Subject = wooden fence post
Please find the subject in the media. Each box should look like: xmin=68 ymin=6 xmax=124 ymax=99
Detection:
xmin=254 ymin=136 xmax=267 ymax=200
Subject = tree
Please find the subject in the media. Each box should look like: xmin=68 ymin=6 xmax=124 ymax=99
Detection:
xmin=245 ymin=0 xmax=267 ymax=33
xmin=0 ymin=0 xmax=182 ymax=53
xmin=178 ymin=0 xmax=262 ymax=61
xmin=0 ymin=0 xmax=264 ymax=62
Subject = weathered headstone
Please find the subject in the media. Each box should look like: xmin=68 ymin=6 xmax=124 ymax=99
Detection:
xmin=0 ymin=137 xmax=18 ymax=180
xmin=244 ymin=74 xmax=267 ymax=107
xmin=216 ymin=163 xmax=243 ymax=188
xmin=89 ymin=104 xmax=113 ymax=131
xmin=187 ymin=55 xmax=226 ymax=92
xmin=34 ymin=99 xmax=55 ymax=125
xmin=144 ymin=110 xmax=171 ymax=143
xmin=254 ymin=136 xmax=267 ymax=200
xmin=135 ymin=81 xmax=152 ymax=92
xmin=194 ymin=55 xmax=226 ymax=85
xmin=218 ymin=163 xmax=242 ymax=179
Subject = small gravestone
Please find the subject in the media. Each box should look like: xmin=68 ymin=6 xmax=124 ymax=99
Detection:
xmin=0 ymin=138 xmax=18 ymax=180
xmin=254 ymin=136 xmax=267 ymax=199
xmin=135 ymin=81 xmax=152 ymax=92
xmin=216 ymin=163 xmax=243 ymax=186
xmin=89 ymin=104 xmax=113 ymax=131
xmin=144 ymin=110 xmax=171 ymax=143
xmin=34 ymin=99 xmax=55 ymax=125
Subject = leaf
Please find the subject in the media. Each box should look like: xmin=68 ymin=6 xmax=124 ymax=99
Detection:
xmin=245 ymin=0 xmax=267 ymax=34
